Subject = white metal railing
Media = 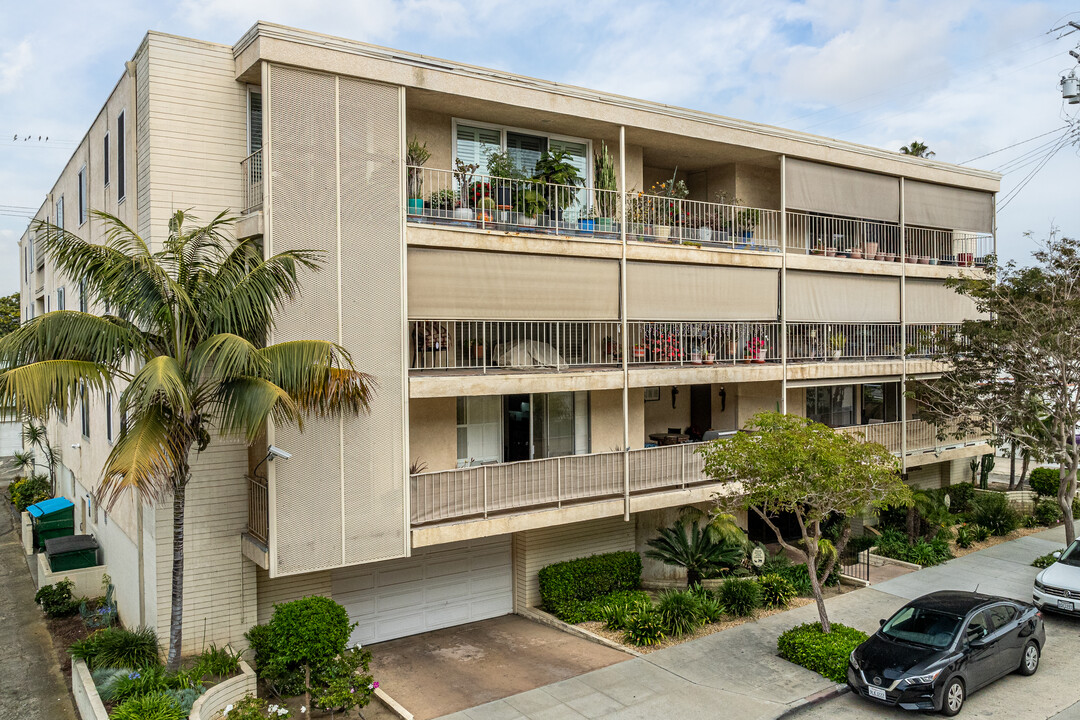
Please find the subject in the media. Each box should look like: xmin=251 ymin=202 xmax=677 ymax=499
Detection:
xmin=905 ymin=227 xmax=993 ymax=267
xmin=837 ymin=418 xmax=988 ymax=456
xmin=624 ymin=192 xmax=781 ymax=250
xmin=906 ymin=323 xmax=964 ymax=358
xmin=408 ymin=320 xmax=623 ymax=371
xmin=837 ymin=422 xmax=903 ymax=453
xmin=242 ymin=149 xmax=263 ymax=213
xmin=410 ymin=442 xmax=713 ymax=525
xmin=407 ymin=166 xmax=620 ymax=235
xmin=787 ymin=211 xmax=902 ymax=259
xmin=787 ymin=323 xmax=902 ymax=362
xmin=247 ymin=475 xmax=268 ymax=543
xmin=628 ymin=321 xmax=780 ymax=365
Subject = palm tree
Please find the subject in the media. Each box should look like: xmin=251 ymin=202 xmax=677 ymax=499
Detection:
xmin=11 ymin=449 xmax=34 ymax=478
xmin=645 ymin=520 xmax=744 ymax=587
xmin=0 ymin=209 xmax=373 ymax=670
xmin=900 ymin=140 xmax=935 ymax=159
xmin=22 ymin=419 xmax=57 ymax=492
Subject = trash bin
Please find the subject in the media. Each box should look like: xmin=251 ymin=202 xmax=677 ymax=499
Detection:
xmin=27 ymin=497 xmax=75 ymax=550
xmin=44 ymin=534 xmax=99 ymax=572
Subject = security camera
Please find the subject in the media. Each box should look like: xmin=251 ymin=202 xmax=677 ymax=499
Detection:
xmin=71 ymin=443 xmax=81 ymax=450
xmin=267 ymin=445 xmax=292 ymax=461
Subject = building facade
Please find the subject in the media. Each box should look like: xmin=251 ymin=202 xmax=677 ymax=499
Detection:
xmin=19 ymin=23 xmax=998 ymax=652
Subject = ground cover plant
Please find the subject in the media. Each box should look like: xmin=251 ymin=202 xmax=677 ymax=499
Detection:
xmin=35 ymin=579 xmax=80 ymax=618
xmin=777 ymin=622 xmax=868 ymax=683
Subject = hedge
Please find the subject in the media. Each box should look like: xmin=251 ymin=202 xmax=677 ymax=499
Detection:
xmin=1029 ymin=467 xmax=1059 ymax=498
xmin=777 ymin=622 xmax=868 ymax=683
xmin=538 ymin=551 xmax=642 ymax=622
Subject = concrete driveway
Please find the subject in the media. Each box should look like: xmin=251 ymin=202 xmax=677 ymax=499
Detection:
xmin=439 ymin=526 xmax=1076 ymax=720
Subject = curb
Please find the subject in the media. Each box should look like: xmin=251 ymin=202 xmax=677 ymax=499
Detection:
xmin=776 ymin=683 xmax=848 ymax=718
xmin=517 ymin=607 xmax=643 ymax=658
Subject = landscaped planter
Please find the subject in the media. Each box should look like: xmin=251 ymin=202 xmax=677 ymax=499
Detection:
xmin=188 ymin=660 xmax=256 ymax=720
xmin=72 ymin=659 xmax=108 ymax=720
xmin=35 ymin=552 xmax=108 ymax=597
xmin=862 ymin=546 xmax=921 ymax=571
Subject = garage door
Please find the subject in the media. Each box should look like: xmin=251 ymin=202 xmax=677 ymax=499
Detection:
xmin=330 ymin=536 xmax=512 ymax=645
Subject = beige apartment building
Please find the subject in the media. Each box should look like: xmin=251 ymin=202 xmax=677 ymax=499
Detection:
xmin=18 ymin=22 xmax=997 ymax=653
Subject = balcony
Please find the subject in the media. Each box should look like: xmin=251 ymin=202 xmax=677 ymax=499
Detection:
xmin=906 ymin=323 xmax=963 ymax=358
xmin=836 ymin=418 xmax=987 ymax=455
xmin=242 ymin=149 xmax=263 ymax=214
xmin=788 ymin=323 xmax=902 ymax=363
xmin=410 ymin=442 xmax=710 ymax=526
xmin=406 ymin=167 xmax=781 ymax=252
xmin=247 ymin=475 xmax=268 ymax=544
xmin=408 ymin=320 xmax=781 ymax=372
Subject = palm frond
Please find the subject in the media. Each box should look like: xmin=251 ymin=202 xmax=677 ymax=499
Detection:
xmin=99 ymin=408 xmax=189 ymax=508
xmin=259 ymin=340 xmax=374 ymax=417
xmin=0 ymin=311 xmax=147 ymax=369
xmin=120 ymin=356 xmax=192 ymax=418
xmin=190 ymin=333 xmax=269 ymax=385
xmin=0 ymin=360 xmax=114 ymax=418
xmin=212 ymin=377 xmax=299 ymax=441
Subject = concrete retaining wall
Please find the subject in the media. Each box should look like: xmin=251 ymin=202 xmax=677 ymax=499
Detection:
xmin=35 ymin=552 xmax=108 ymax=597
xmin=188 ymin=660 xmax=257 ymax=720
xmin=71 ymin=659 xmax=108 ymax=720
xmin=21 ymin=511 xmax=32 ymax=554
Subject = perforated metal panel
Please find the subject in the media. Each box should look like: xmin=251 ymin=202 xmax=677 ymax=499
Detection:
xmin=268 ymin=65 xmax=346 ymax=575
xmin=267 ymin=65 xmax=407 ymax=576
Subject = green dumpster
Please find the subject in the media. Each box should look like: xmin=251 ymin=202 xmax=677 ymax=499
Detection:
xmin=44 ymin=534 xmax=99 ymax=572
xmin=27 ymin=497 xmax=75 ymax=549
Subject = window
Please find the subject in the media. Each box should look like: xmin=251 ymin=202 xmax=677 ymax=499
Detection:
xmin=862 ymin=382 xmax=900 ymax=424
xmin=56 ymin=287 xmax=65 ymax=311
xmin=103 ymin=133 xmax=110 ymax=187
xmin=455 ymin=124 xmax=501 ymax=176
xmin=106 ymin=391 xmax=113 ymax=443
xmin=78 ymin=278 xmax=88 ymax=313
xmin=23 ymin=245 xmax=28 ymax=284
xmin=116 ymin=111 xmax=126 ymax=202
xmin=453 ymin=120 xmax=591 ymax=186
xmin=987 ymin=604 xmax=1017 ymax=629
xmin=457 ymin=396 xmax=503 ymax=467
xmin=248 ymin=90 xmax=262 ymax=154
xmin=77 ymin=166 xmax=86 ymax=225
xmin=806 ymin=385 xmax=855 ymax=428
xmin=56 ymin=196 xmax=64 ymax=230
xmin=80 ymin=382 xmax=90 ymax=438
xmin=532 ymin=391 xmax=589 ymax=459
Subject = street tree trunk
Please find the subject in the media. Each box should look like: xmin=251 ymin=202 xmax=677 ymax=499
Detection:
xmin=805 ymin=547 xmax=830 ymax=634
xmin=1059 ymin=463 xmax=1078 ymax=547
xmin=166 ymin=481 xmax=186 ymax=671
xmin=1020 ymin=452 xmax=1031 ymax=487
xmin=1009 ymin=443 xmax=1017 ymax=490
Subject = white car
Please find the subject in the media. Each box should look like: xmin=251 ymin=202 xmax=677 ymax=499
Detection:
xmin=1033 ymin=541 xmax=1080 ymax=614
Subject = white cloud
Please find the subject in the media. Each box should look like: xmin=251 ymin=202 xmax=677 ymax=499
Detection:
xmin=0 ymin=40 xmax=32 ymax=95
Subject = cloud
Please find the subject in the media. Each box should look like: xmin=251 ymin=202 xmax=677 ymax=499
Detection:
xmin=0 ymin=40 xmax=32 ymax=95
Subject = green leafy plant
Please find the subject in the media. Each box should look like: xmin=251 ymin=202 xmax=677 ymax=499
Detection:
xmin=973 ymin=523 xmax=992 ymax=542
xmin=645 ymin=521 xmax=744 ymax=587
xmin=313 ymin=644 xmax=376 ymax=714
xmin=777 ymin=622 xmax=868 ymax=683
xmin=428 ymin=188 xmax=457 ymax=211
xmin=9 ymin=473 xmax=50 ymax=512
xmin=538 ymin=551 xmax=642 ymax=622
xmin=1029 ymin=467 xmax=1060 ymax=498
xmin=696 ymin=595 xmax=725 ymax=624
xmin=955 ymin=523 xmax=976 ymax=548
xmin=972 ymin=492 xmax=1021 ymax=536
xmin=533 ymin=150 xmax=583 ymax=210
xmin=34 ymin=579 xmax=80 ymax=618
xmin=164 ymin=687 xmax=204 ymax=715
xmin=266 ymin=596 xmax=355 ymax=712
xmin=101 ymin=666 xmax=176 ymax=704
xmin=212 ymin=695 xmax=291 ymax=719
xmin=717 ymin=578 xmax=762 ymax=617
xmin=874 ymin=528 xmax=953 ymax=566
xmin=70 ymin=626 xmax=161 ymax=671
xmin=511 ymin=187 xmax=547 ymax=219
xmin=1032 ymin=551 xmax=1062 ymax=569
xmin=622 ymin=608 xmax=666 ymax=647
xmin=598 ymin=591 xmax=653 ymax=631
xmin=1034 ymin=499 xmax=1062 ymax=526
xmin=758 ymin=573 xmax=797 ymax=609
xmin=109 ymin=692 xmax=186 ymax=720
xmin=593 ymin=141 xmax=618 ymax=220
xmin=405 ymin=137 xmax=431 ymax=199
xmin=945 ymin=483 xmax=976 ymax=514
xmin=656 ymin=590 xmax=703 ymax=637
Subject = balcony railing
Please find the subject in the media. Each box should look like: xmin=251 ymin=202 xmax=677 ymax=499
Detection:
xmin=906 ymin=323 xmax=964 ymax=358
xmin=624 ymin=193 xmax=781 ymax=250
xmin=410 ymin=442 xmax=711 ymax=525
xmin=905 ymin=227 xmax=993 ymax=267
xmin=242 ymin=149 xmax=263 ymax=214
xmin=247 ymin=475 xmax=268 ymax=544
xmin=408 ymin=320 xmax=782 ymax=371
xmin=787 ymin=211 xmax=902 ymax=259
xmin=836 ymin=418 xmax=988 ymax=455
xmin=787 ymin=323 xmax=902 ymax=363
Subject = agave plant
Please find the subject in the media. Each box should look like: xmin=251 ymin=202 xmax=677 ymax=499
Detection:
xmin=645 ymin=520 xmax=744 ymax=587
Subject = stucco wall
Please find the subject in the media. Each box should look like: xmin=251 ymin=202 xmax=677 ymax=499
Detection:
xmin=737 ymin=381 xmax=782 ymax=426
xmin=409 ymin=396 xmax=457 ymax=472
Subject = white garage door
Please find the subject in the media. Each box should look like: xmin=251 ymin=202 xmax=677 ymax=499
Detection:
xmin=330 ymin=535 xmax=512 ymax=645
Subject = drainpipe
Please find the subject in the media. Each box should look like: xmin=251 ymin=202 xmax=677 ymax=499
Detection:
xmin=620 ymin=126 xmax=629 ymax=522
xmin=900 ymin=178 xmax=907 ymax=475
xmin=780 ymin=156 xmax=787 ymax=414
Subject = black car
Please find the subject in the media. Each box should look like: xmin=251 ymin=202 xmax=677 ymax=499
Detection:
xmin=848 ymin=591 xmax=1045 ymax=716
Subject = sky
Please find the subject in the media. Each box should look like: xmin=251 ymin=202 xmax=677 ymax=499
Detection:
xmin=1 ymin=0 xmax=1079 ymax=296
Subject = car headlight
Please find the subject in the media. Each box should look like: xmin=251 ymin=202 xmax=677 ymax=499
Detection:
xmin=1034 ymin=579 xmax=1046 ymax=591
xmin=903 ymin=669 xmax=942 ymax=685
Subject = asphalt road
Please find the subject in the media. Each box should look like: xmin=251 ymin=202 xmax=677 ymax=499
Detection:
xmin=791 ymin=526 xmax=1080 ymax=720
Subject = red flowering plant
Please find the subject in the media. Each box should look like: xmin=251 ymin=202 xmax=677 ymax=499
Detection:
xmin=647 ymin=169 xmax=689 ymax=226
xmin=746 ymin=336 xmax=767 ymax=361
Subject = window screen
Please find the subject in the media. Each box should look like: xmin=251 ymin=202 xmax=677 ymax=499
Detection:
xmin=455 ymin=124 xmax=501 ymax=176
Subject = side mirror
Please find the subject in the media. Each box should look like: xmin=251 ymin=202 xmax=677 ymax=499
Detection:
xmin=1053 ymin=551 xmax=1062 ymax=559
xmin=969 ymin=636 xmax=988 ymax=649
xmin=879 ymin=618 xmax=887 ymax=627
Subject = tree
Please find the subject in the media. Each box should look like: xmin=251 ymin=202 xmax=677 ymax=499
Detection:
xmin=0 ymin=293 xmax=19 ymax=338
xmin=0 ymin=210 xmax=373 ymax=670
xmin=915 ymin=233 xmax=1080 ymax=545
xmin=701 ymin=412 xmax=909 ymax=632
xmin=22 ymin=420 xmax=58 ymax=494
xmin=900 ymin=140 xmax=935 ymax=158
xmin=644 ymin=520 xmax=744 ymax=587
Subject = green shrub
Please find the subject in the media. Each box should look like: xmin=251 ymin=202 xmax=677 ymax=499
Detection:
xmin=759 ymin=573 xmax=797 ymax=609
xmin=973 ymin=524 xmax=991 ymax=542
xmin=1033 ymin=551 xmax=1062 ymax=569
xmin=1029 ymin=467 xmax=1059 ymax=498
xmin=696 ymin=595 xmax=725 ymax=624
xmin=216 ymin=695 xmax=293 ymax=719
xmin=718 ymin=578 xmax=762 ymax=617
xmin=9 ymin=474 xmax=50 ymax=512
xmin=101 ymin=666 xmax=174 ymax=703
xmin=538 ymin=552 xmax=642 ymax=622
xmin=622 ymin=608 xmax=666 ymax=647
xmin=1034 ymin=499 xmax=1062 ymax=526
xmin=875 ymin=529 xmax=953 ymax=566
xmin=70 ymin=626 xmax=161 ymax=671
xmin=945 ymin=483 xmax=976 ymax=514
xmin=109 ymin=692 xmax=185 ymax=720
xmin=973 ymin=492 xmax=1020 ymax=536
xmin=163 ymin=687 xmax=204 ymax=715
xmin=34 ymin=579 xmax=80 ymax=618
xmin=656 ymin=590 xmax=703 ymax=637
xmin=598 ymin=592 xmax=653 ymax=631
xmin=190 ymin=643 xmax=241 ymax=678
xmin=777 ymin=622 xmax=868 ymax=683
xmin=955 ymin=524 xmax=976 ymax=548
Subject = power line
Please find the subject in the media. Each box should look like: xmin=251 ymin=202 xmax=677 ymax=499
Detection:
xmin=959 ymin=126 xmax=1071 ymax=164
xmin=992 ymin=128 xmax=1079 ymax=173
xmin=997 ymin=129 xmax=1075 ymax=211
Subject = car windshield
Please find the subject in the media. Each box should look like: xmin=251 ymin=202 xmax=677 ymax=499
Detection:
xmin=880 ymin=606 xmax=963 ymax=649
xmin=1058 ymin=540 xmax=1080 ymax=567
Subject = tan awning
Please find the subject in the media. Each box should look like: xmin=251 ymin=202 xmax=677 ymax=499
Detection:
xmin=626 ymin=262 xmax=778 ymax=320
xmin=905 ymin=278 xmax=986 ymax=323
xmin=407 ymin=248 xmax=620 ymax=320
xmin=904 ymin=181 xmax=994 ymax=233
xmin=785 ymin=158 xmax=900 ymax=222
xmin=786 ymin=270 xmax=900 ymax=322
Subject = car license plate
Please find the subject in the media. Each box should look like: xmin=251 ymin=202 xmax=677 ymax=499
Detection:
xmin=868 ymin=686 xmax=887 ymax=701
xmin=1059 ymin=599 xmax=1074 ymax=611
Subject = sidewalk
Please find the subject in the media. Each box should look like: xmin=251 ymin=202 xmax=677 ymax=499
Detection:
xmin=0 ymin=489 xmax=78 ymax=720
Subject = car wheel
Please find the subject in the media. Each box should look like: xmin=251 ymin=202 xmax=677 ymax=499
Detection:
xmin=1018 ymin=641 xmax=1040 ymax=676
xmin=941 ymin=677 xmax=965 ymax=717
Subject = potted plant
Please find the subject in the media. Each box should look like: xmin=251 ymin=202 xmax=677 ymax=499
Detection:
xmin=632 ymin=344 xmax=646 ymax=360
xmin=454 ymin=159 xmax=479 ymax=220
xmin=690 ymin=346 xmax=703 ymax=365
xmin=648 ymin=170 xmax=689 ymax=242
xmin=428 ymin=189 xmax=457 ymax=218
xmin=406 ymin=137 xmax=431 ymax=215
xmin=702 ymin=338 xmax=716 ymax=364
xmin=484 ymin=148 xmax=521 ymax=209
xmin=828 ymin=332 xmax=845 ymax=360
xmin=477 ymin=196 xmax=496 ymax=223
xmin=513 ymin=186 xmax=547 ymax=226
xmin=533 ymin=149 xmax=583 ymax=227
xmin=735 ymin=206 xmax=760 ymax=248
xmin=849 ymin=245 xmax=863 ymax=259
xmin=864 ymin=239 xmax=879 ymax=258
xmin=578 ymin=213 xmax=597 ymax=233
xmin=746 ymin=337 xmax=767 ymax=363
xmin=469 ymin=338 xmax=485 ymax=361
xmin=594 ymin=141 xmax=618 ymax=232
